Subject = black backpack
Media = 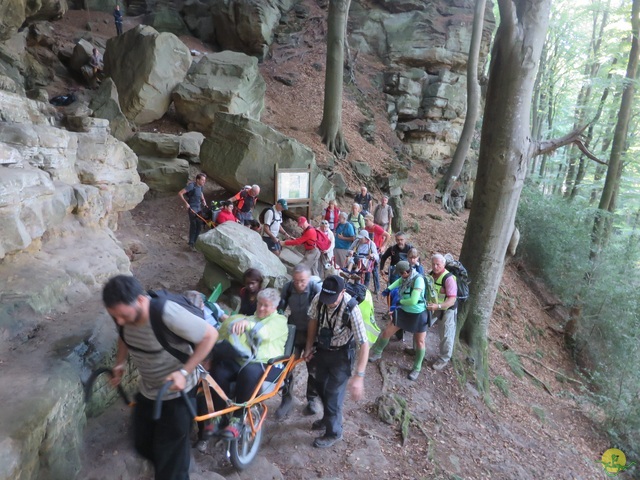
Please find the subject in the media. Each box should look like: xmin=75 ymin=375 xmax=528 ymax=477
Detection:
xmin=118 ymin=290 xmax=204 ymax=363
xmin=344 ymin=282 xmax=367 ymax=304
xmin=279 ymin=279 xmax=322 ymax=313
xmin=443 ymin=256 xmax=470 ymax=303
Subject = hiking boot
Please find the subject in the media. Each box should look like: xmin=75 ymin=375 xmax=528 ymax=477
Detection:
xmin=303 ymin=400 xmax=319 ymax=416
xmin=275 ymin=394 xmax=293 ymax=420
xmin=432 ymin=359 xmax=449 ymax=371
xmin=311 ymin=419 xmax=326 ymax=431
xmin=407 ymin=369 xmax=420 ymax=381
xmin=368 ymin=351 xmax=382 ymax=362
xmin=220 ymin=417 xmax=242 ymax=439
xmin=313 ymin=433 xmax=343 ymax=448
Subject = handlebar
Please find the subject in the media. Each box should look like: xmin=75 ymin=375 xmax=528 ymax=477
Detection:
xmin=84 ymin=367 xmax=131 ymax=405
xmin=153 ymin=380 xmax=197 ymax=420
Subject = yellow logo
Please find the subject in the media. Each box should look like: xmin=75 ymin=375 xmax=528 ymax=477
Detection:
xmin=599 ymin=448 xmax=636 ymax=477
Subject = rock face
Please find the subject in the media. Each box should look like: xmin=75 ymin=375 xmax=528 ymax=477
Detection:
xmin=200 ymin=113 xmax=335 ymax=216
xmin=211 ymin=0 xmax=297 ymax=58
xmin=127 ymin=131 xmax=204 ymax=192
xmin=0 ymin=0 xmax=68 ymax=41
xmin=172 ymin=51 xmax=266 ymax=134
xmin=349 ymin=0 xmax=495 ymax=167
xmin=89 ymin=78 xmax=136 ymax=142
xmin=0 ymin=89 xmax=147 ymax=322
xmin=197 ymin=222 xmax=289 ymax=289
xmin=103 ymin=25 xmax=192 ymax=125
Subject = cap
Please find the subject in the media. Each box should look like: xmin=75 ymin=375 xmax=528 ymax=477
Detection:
xmin=321 ymin=220 xmax=329 ymax=226
xmin=395 ymin=260 xmax=411 ymax=274
xmin=358 ymin=229 xmax=370 ymax=240
xmin=319 ymin=275 xmax=345 ymax=304
xmin=277 ymin=199 xmax=288 ymax=210
xmin=297 ymin=216 xmax=307 ymax=226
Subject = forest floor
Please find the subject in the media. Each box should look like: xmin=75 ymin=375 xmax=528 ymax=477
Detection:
xmin=49 ymin=5 xmax=615 ymax=479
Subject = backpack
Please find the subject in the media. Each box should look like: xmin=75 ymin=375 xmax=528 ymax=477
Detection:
xmin=314 ymin=227 xmax=332 ymax=252
xmin=258 ymin=207 xmax=280 ymax=233
xmin=443 ymin=254 xmax=470 ymax=302
xmin=279 ymin=278 xmax=322 ymax=313
xmin=344 ymin=283 xmax=380 ymax=345
xmin=118 ymin=290 xmax=204 ymax=364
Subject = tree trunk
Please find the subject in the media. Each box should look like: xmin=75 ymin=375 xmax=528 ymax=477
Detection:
xmin=319 ymin=0 xmax=351 ymax=158
xmin=458 ymin=0 xmax=551 ymax=392
xmin=591 ymin=0 xmax=640 ymax=258
xmin=440 ymin=0 xmax=487 ymax=213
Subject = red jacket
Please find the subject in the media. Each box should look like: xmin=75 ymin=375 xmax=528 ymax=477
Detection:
xmin=365 ymin=224 xmax=386 ymax=249
xmin=284 ymin=226 xmax=317 ymax=250
xmin=216 ymin=209 xmax=237 ymax=224
xmin=323 ymin=206 xmax=340 ymax=230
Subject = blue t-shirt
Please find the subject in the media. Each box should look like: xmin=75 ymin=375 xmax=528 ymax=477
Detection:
xmin=334 ymin=222 xmax=356 ymax=250
xmin=184 ymin=182 xmax=203 ymax=212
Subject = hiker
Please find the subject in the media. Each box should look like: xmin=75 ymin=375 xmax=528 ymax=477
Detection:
xmin=228 ymin=184 xmax=260 ymax=225
xmin=102 ymin=275 xmax=218 ymax=480
xmin=239 ymin=268 xmax=264 ymax=315
xmin=333 ymin=211 xmax=356 ymax=268
xmin=369 ymin=261 xmax=430 ymax=381
xmin=427 ymin=253 xmax=458 ymax=371
xmin=347 ymin=203 xmax=365 ymax=231
xmin=318 ymin=219 xmax=335 ymax=277
xmin=275 ymin=264 xmax=322 ymax=419
xmin=304 ymin=275 xmax=369 ymax=448
xmin=89 ymin=48 xmax=103 ymax=77
xmin=281 ymin=216 xmax=321 ymax=276
xmin=178 ymin=173 xmax=207 ymax=251
xmin=261 ymin=199 xmax=290 ymax=257
xmin=322 ymin=199 xmax=340 ymax=231
xmin=354 ymin=186 xmax=373 ymax=215
xmin=380 ymin=231 xmax=413 ymax=341
xmin=215 ymin=201 xmax=237 ymax=224
xmin=373 ymin=195 xmax=394 ymax=232
xmin=209 ymin=288 xmax=288 ymax=438
xmin=346 ymin=230 xmax=379 ymax=288
xmin=364 ymin=214 xmax=390 ymax=295
xmin=113 ymin=5 xmax=123 ymax=36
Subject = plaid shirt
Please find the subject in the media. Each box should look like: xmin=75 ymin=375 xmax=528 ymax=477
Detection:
xmin=308 ymin=292 xmax=368 ymax=347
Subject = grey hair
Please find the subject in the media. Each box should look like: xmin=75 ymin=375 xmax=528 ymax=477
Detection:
xmin=432 ymin=253 xmax=446 ymax=263
xmin=293 ymin=263 xmax=311 ymax=275
xmin=339 ymin=211 xmax=348 ymax=219
xmin=182 ymin=290 xmax=205 ymax=310
xmin=352 ymin=203 xmax=361 ymax=211
xmin=251 ymin=184 xmax=260 ymax=190
xmin=257 ymin=287 xmax=280 ymax=306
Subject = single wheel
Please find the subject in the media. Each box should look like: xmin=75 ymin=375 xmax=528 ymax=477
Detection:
xmin=229 ymin=406 xmax=263 ymax=470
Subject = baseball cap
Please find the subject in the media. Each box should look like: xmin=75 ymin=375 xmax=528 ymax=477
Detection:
xmin=319 ymin=275 xmax=345 ymax=304
xmin=277 ymin=199 xmax=288 ymax=210
xmin=358 ymin=229 xmax=370 ymax=240
xmin=395 ymin=260 xmax=411 ymax=274
xmin=297 ymin=216 xmax=307 ymax=226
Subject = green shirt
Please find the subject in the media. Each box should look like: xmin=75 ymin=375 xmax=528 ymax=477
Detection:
xmin=389 ymin=275 xmax=427 ymax=314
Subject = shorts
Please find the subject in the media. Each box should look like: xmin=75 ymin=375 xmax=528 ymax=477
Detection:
xmin=394 ymin=309 xmax=429 ymax=333
xmin=262 ymin=236 xmax=281 ymax=252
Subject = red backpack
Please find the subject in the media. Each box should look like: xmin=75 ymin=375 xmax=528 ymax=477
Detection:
xmin=314 ymin=227 xmax=332 ymax=252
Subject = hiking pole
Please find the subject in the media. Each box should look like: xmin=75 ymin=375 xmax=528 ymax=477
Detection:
xmin=84 ymin=367 xmax=133 ymax=406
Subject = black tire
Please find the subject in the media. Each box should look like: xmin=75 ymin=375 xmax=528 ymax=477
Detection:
xmin=229 ymin=406 xmax=263 ymax=470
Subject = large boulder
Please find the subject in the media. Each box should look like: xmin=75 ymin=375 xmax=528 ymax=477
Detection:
xmin=181 ymin=0 xmax=216 ymax=44
xmin=0 ymin=0 xmax=67 ymax=41
xmin=197 ymin=222 xmax=289 ymax=289
xmin=89 ymin=78 xmax=136 ymax=142
xmin=145 ymin=7 xmax=190 ymax=36
xmin=172 ymin=51 xmax=266 ymax=134
xmin=104 ymin=25 xmax=192 ymax=125
xmin=200 ymin=113 xmax=335 ymax=216
xmin=211 ymin=0 xmax=294 ymax=58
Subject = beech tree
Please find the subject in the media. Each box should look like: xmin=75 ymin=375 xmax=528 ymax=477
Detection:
xmin=319 ymin=0 xmax=351 ymax=158
xmin=457 ymin=0 xmax=594 ymax=389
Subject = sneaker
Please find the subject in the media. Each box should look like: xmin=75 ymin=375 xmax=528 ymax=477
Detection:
xmin=220 ymin=417 xmax=242 ymax=439
xmin=201 ymin=419 xmax=220 ymax=439
xmin=311 ymin=419 xmax=326 ymax=431
xmin=432 ymin=359 xmax=449 ymax=371
xmin=407 ymin=369 xmax=420 ymax=381
xmin=368 ymin=351 xmax=382 ymax=362
xmin=313 ymin=433 xmax=343 ymax=448
xmin=275 ymin=394 xmax=293 ymax=420
xmin=303 ymin=400 xmax=319 ymax=416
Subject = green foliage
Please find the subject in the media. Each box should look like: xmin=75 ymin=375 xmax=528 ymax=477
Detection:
xmin=502 ymin=350 xmax=525 ymax=379
xmin=493 ymin=375 xmax=510 ymax=398
xmin=532 ymin=405 xmax=546 ymax=423
xmin=516 ymin=185 xmax=640 ymax=459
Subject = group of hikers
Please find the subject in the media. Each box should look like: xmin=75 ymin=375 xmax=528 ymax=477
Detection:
xmin=102 ymin=174 xmax=461 ymax=479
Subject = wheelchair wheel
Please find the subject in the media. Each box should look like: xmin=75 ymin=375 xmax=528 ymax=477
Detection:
xmin=229 ymin=405 xmax=263 ymax=470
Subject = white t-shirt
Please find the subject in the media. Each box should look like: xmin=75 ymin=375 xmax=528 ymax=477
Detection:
xmin=262 ymin=207 xmax=283 ymax=238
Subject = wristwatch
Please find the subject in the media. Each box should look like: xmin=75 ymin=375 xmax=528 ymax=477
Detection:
xmin=179 ymin=368 xmax=189 ymax=378
xmin=356 ymin=371 xmax=365 ymax=378
xmin=438 ymin=304 xmax=442 ymax=310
